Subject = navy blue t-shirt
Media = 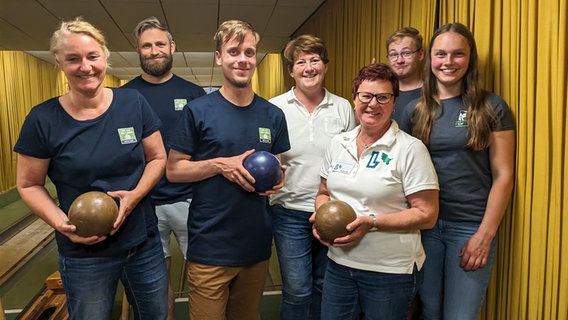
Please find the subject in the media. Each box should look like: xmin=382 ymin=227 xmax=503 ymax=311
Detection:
xmin=170 ymin=91 xmax=290 ymax=266
xmin=400 ymin=93 xmax=515 ymax=222
xmin=122 ymin=74 xmax=206 ymax=204
xmin=14 ymin=88 xmax=162 ymax=257
xmin=392 ymin=87 xmax=422 ymax=126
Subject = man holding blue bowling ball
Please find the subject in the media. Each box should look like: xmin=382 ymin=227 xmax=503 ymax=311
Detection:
xmin=166 ymin=20 xmax=290 ymax=320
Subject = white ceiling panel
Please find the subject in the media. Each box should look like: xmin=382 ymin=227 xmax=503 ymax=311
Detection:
xmin=0 ymin=0 xmax=326 ymax=87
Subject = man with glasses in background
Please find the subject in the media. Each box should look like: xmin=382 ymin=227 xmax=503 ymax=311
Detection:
xmin=385 ymin=27 xmax=426 ymax=319
xmin=385 ymin=27 xmax=425 ymax=124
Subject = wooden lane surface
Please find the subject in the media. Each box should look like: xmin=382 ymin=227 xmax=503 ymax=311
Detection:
xmin=0 ymin=218 xmax=54 ymax=288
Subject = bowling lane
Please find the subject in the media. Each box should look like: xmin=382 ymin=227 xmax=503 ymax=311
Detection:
xmin=0 ymin=179 xmax=284 ymax=319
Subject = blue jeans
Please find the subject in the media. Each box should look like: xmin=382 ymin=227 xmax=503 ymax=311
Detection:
xmin=321 ymin=259 xmax=420 ymax=320
xmin=419 ymin=219 xmax=497 ymax=320
xmin=59 ymin=232 xmax=168 ymax=320
xmin=271 ymin=205 xmax=328 ymax=320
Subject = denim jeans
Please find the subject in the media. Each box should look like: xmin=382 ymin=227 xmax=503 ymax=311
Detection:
xmin=419 ymin=219 xmax=497 ymax=320
xmin=59 ymin=232 xmax=168 ymax=320
xmin=321 ymin=259 xmax=420 ymax=320
xmin=271 ymin=205 xmax=328 ymax=320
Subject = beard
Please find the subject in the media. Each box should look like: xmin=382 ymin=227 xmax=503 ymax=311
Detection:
xmin=140 ymin=54 xmax=173 ymax=77
xmin=227 ymin=77 xmax=251 ymax=88
xmin=225 ymin=65 xmax=253 ymax=88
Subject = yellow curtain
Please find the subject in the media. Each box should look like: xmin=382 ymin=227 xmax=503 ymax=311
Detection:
xmin=254 ymin=53 xmax=289 ymax=100
xmin=439 ymin=0 xmax=568 ymax=318
xmin=0 ymin=51 xmax=125 ymax=193
xmin=290 ymin=0 xmax=436 ymax=102
xmin=0 ymin=51 xmax=60 ymax=193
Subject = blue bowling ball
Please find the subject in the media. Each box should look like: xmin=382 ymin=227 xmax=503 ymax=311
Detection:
xmin=243 ymin=151 xmax=282 ymax=192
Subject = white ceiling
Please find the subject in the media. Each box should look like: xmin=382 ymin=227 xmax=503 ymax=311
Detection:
xmin=0 ymin=0 xmax=326 ymax=87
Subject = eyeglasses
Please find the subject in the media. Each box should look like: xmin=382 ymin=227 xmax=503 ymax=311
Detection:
xmin=356 ymin=92 xmax=394 ymax=104
xmin=387 ymin=48 xmax=421 ymax=60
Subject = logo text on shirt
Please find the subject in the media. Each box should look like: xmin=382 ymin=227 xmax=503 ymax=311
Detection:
xmin=118 ymin=127 xmax=137 ymax=144
xmin=259 ymin=128 xmax=271 ymax=143
xmin=455 ymin=110 xmax=468 ymax=127
xmin=366 ymin=151 xmax=392 ymax=168
xmin=174 ymin=99 xmax=187 ymax=111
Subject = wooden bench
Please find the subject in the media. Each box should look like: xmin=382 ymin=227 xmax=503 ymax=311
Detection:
xmin=17 ymin=271 xmax=68 ymax=320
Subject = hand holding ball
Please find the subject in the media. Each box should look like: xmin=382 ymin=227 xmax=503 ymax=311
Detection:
xmin=243 ymin=151 xmax=282 ymax=192
xmin=314 ymin=200 xmax=357 ymax=244
xmin=68 ymin=191 xmax=118 ymax=237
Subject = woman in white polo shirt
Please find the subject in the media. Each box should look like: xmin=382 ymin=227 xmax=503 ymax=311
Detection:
xmin=269 ymin=34 xmax=356 ymax=320
xmin=311 ymin=63 xmax=439 ymax=320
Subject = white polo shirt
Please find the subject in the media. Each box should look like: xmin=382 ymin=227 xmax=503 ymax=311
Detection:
xmin=269 ymin=88 xmax=356 ymax=212
xmin=322 ymin=121 xmax=439 ymax=274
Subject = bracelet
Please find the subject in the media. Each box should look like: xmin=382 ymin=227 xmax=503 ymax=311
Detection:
xmin=370 ymin=214 xmax=378 ymax=229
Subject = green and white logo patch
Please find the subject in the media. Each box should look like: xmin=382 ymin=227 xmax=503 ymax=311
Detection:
xmin=118 ymin=127 xmax=137 ymax=144
xmin=455 ymin=110 xmax=468 ymax=128
xmin=259 ymin=128 xmax=271 ymax=143
xmin=174 ymin=99 xmax=187 ymax=111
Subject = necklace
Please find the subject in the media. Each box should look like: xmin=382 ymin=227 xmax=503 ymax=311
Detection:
xmin=356 ymin=135 xmax=371 ymax=149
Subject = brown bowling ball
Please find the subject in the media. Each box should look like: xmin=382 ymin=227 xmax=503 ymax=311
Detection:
xmin=68 ymin=191 xmax=118 ymax=237
xmin=314 ymin=200 xmax=357 ymax=244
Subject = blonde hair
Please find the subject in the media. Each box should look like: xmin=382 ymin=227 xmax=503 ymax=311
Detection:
xmin=385 ymin=27 xmax=423 ymax=51
xmin=213 ymin=20 xmax=259 ymax=52
xmin=50 ymin=17 xmax=110 ymax=65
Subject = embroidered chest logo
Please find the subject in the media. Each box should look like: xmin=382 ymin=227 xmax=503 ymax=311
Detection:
xmin=259 ymin=128 xmax=272 ymax=143
xmin=118 ymin=127 xmax=137 ymax=144
xmin=455 ymin=110 xmax=468 ymax=127
xmin=174 ymin=98 xmax=187 ymax=111
xmin=366 ymin=151 xmax=392 ymax=168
